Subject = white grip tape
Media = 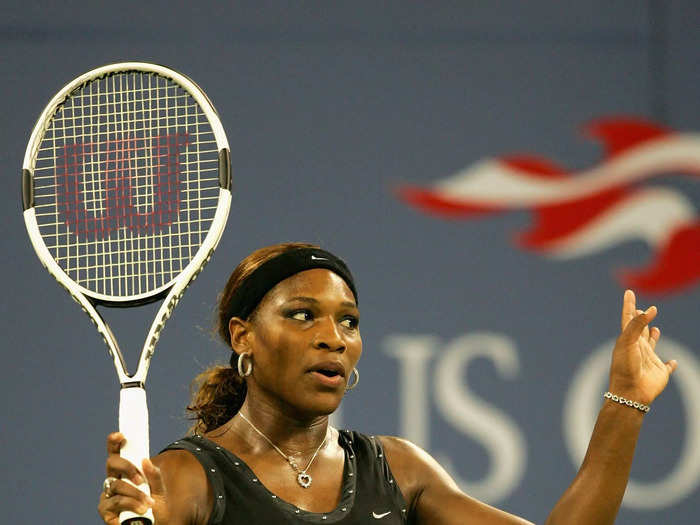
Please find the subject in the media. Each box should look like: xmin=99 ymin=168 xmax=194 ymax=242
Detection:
xmin=119 ymin=386 xmax=154 ymax=524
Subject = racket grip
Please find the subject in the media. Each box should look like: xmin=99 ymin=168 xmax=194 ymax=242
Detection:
xmin=119 ymin=386 xmax=155 ymax=525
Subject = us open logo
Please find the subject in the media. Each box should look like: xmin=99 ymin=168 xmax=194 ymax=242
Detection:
xmin=397 ymin=117 xmax=700 ymax=295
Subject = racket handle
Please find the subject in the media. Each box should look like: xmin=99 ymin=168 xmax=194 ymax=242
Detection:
xmin=119 ymin=386 xmax=155 ymax=525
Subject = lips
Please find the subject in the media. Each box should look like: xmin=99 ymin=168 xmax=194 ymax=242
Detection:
xmin=306 ymin=361 xmax=347 ymax=388
xmin=307 ymin=360 xmax=346 ymax=379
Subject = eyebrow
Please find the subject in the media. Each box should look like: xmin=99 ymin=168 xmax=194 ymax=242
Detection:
xmin=286 ymin=296 xmax=358 ymax=309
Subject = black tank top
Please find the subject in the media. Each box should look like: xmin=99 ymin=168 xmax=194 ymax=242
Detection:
xmin=162 ymin=431 xmax=410 ymax=524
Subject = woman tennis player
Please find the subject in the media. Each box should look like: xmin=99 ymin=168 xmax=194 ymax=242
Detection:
xmin=98 ymin=242 xmax=677 ymax=524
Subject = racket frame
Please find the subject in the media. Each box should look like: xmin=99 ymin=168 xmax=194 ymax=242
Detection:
xmin=22 ymin=63 xmax=232 ymax=525
xmin=23 ymin=62 xmax=230 ymax=305
xmin=23 ymin=61 xmax=231 ymax=384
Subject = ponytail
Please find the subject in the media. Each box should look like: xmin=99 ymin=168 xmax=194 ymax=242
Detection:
xmin=187 ymin=365 xmax=246 ymax=434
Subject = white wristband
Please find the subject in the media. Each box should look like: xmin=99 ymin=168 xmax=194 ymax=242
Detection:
xmin=604 ymin=391 xmax=650 ymax=413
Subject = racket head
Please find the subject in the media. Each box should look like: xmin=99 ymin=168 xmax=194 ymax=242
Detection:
xmin=23 ymin=62 xmax=231 ymax=305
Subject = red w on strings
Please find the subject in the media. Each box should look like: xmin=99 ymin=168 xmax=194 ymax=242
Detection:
xmin=57 ymin=133 xmax=189 ymax=240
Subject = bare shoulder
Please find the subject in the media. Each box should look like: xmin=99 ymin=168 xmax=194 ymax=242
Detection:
xmin=377 ymin=436 xmax=533 ymax=525
xmin=376 ymin=435 xmax=457 ymax=505
xmin=376 ymin=434 xmax=429 ymax=460
xmin=152 ymin=449 xmax=213 ymax=525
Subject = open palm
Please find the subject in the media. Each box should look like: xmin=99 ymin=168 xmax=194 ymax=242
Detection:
xmin=608 ymin=290 xmax=677 ymax=406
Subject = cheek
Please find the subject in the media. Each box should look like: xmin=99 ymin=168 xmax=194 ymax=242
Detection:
xmin=254 ymin=327 xmax=303 ymax=373
xmin=349 ymin=334 xmax=363 ymax=363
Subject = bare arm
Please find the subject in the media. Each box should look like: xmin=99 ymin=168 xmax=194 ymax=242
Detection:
xmin=544 ymin=401 xmax=643 ymax=524
xmin=381 ymin=436 xmax=533 ymax=525
xmin=382 ymin=290 xmax=676 ymax=525
xmin=545 ymin=290 xmax=676 ymax=524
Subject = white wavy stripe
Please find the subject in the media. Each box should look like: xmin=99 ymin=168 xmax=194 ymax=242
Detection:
xmin=536 ymin=187 xmax=696 ymax=259
xmin=433 ymin=134 xmax=700 ymax=206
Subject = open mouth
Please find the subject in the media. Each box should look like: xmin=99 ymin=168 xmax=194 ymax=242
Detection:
xmin=315 ymin=369 xmax=341 ymax=378
xmin=307 ymin=361 xmax=346 ymax=384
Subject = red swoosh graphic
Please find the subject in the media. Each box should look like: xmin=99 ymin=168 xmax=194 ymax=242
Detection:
xmin=396 ymin=117 xmax=700 ymax=295
xmin=621 ymin=222 xmax=700 ymax=294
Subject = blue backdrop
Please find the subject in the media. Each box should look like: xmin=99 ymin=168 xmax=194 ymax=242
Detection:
xmin=2 ymin=2 xmax=698 ymax=523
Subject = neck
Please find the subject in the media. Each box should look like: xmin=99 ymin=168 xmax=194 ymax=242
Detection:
xmin=233 ymin=396 xmax=331 ymax=455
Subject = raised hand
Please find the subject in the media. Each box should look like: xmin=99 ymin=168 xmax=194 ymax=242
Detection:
xmin=608 ymin=290 xmax=678 ymax=406
xmin=98 ymin=432 xmax=169 ymax=525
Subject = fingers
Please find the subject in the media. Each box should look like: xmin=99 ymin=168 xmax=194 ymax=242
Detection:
xmin=142 ymin=458 xmax=166 ymax=497
xmin=98 ymin=475 xmax=155 ymax=521
xmin=100 ymin=433 xmax=158 ymax=523
xmin=666 ymin=359 xmax=678 ymax=375
xmin=620 ymin=305 xmax=657 ymax=344
xmin=100 ymin=492 xmax=153 ymax=517
xmin=103 ymin=478 xmax=154 ymax=507
xmin=106 ymin=456 xmax=146 ymax=485
xmin=649 ymin=326 xmax=661 ymax=350
xmin=621 ymin=289 xmax=636 ymax=331
xmin=105 ymin=432 xmax=145 ymax=486
xmin=106 ymin=432 xmax=125 ymax=454
xmin=620 ymin=290 xmax=661 ymax=345
xmin=636 ymin=309 xmax=650 ymax=341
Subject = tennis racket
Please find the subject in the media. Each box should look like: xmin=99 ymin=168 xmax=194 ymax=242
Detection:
xmin=22 ymin=62 xmax=231 ymax=524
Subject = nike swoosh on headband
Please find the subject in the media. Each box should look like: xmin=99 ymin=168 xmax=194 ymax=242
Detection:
xmin=372 ymin=511 xmax=392 ymax=519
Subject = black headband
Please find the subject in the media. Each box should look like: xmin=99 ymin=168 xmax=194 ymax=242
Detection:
xmin=226 ymin=248 xmax=358 ymax=322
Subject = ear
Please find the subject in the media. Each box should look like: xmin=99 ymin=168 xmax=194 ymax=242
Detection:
xmin=229 ymin=317 xmax=254 ymax=354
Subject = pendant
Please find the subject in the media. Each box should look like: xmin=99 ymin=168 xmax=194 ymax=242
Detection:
xmin=297 ymin=472 xmax=312 ymax=488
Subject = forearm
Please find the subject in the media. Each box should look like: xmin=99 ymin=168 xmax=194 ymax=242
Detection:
xmin=545 ymin=399 xmax=645 ymax=525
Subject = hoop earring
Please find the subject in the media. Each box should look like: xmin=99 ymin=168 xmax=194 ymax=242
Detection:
xmin=237 ymin=352 xmax=253 ymax=377
xmin=345 ymin=367 xmax=359 ymax=391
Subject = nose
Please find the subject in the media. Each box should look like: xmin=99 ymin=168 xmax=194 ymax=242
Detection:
xmin=313 ymin=316 xmax=346 ymax=353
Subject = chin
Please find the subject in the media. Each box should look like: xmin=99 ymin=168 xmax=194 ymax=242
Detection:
xmin=299 ymin=390 xmax=344 ymax=418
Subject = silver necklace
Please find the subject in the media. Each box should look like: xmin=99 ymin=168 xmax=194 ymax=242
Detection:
xmin=238 ymin=412 xmax=327 ymax=488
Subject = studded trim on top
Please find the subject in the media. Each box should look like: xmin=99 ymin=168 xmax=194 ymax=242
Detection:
xmin=162 ymin=431 xmax=408 ymax=524
xmin=235 ymin=432 xmax=354 ymax=523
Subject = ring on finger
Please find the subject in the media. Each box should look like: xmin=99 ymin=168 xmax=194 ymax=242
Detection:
xmin=103 ymin=476 xmax=118 ymax=498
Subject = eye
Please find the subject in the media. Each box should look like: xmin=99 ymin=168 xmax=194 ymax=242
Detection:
xmin=340 ymin=316 xmax=359 ymax=329
xmin=288 ymin=309 xmax=313 ymax=322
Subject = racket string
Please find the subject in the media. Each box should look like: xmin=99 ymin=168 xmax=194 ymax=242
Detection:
xmin=33 ymin=71 xmax=221 ymax=298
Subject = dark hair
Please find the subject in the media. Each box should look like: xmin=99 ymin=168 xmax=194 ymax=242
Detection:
xmin=187 ymin=242 xmax=319 ymax=434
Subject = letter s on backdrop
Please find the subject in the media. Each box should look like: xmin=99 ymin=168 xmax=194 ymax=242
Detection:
xmin=433 ymin=333 xmax=527 ymax=503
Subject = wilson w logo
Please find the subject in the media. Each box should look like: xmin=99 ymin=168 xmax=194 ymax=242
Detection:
xmin=56 ymin=132 xmax=189 ymax=239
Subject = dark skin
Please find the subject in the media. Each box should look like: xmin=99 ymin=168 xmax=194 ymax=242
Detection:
xmin=99 ymin=272 xmax=676 ymax=525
